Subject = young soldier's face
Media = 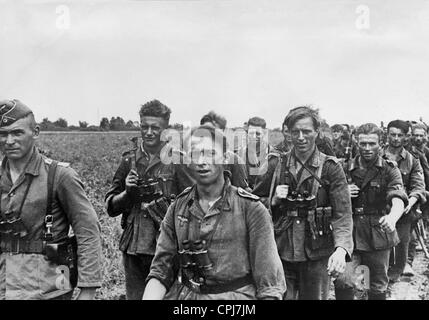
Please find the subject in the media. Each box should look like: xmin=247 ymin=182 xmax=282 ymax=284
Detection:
xmin=290 ymin=117 xmax=318 ymax=155
xmin=332 ymin=131 xmax=342 ymax=141
xmin=0 ymin=117 xmax=39 ymax=160
xmin=357 ymin=133 xmax=379 ymax=162
xmin=412 ymin=128 xmax=426 ymax=147
xmin=188 ymin=135 xmax=225 ymax=186
xmin=387 ymin=127 xmax=406 ymax=148
xmin=140 ymin=116 xmax=168 ymax=148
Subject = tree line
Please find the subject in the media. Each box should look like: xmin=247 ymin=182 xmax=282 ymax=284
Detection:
xmin=39 ymin=117 xmax=140 ymax=131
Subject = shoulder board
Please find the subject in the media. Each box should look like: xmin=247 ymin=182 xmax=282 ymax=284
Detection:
xmin=237 ymin=187 xmax=260 ymax=201
xmin=43 ymin=158 xmax=70 ymax=167
xmin=385 ymin=159 xmax=397 ymax=168
xmin=122 ymin=149 xmax=134 ymax=158
xmin=325 ymin=156 xmax=340 ymax=164
xmin=176 ymin=186 xmax=193 ymax=198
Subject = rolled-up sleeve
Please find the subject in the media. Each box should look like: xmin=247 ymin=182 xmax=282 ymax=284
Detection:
xmin=247 ymin=201 xmax=286 ymax=300
xmin=408 ymin=158 xmax=426 ymax=204
xmin=146 ymin=202 xmax=178 ymax=290
xmin=386 ymin=165 xmax=409 ymax=206
xmin=326 ymin=161 xmax=354 ymax=260
xmin=57 ymin=168 xmax=103 ymax=288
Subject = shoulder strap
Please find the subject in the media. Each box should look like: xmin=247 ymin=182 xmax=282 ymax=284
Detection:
xmin=268 ymin=156 xmax=282 ymax=212
xmin=44 ymin=160 xmax=58 ymax=241
xmin=46 ymin=160 xmax=58 ymax=217
xmin=311 ymin=153 xmax=327 ymax=196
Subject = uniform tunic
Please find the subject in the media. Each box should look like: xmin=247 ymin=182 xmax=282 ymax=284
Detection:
xmin=0 ymin=148 xmax=102 ymax=299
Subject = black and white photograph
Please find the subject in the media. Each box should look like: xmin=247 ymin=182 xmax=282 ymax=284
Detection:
xmin=1 ymin=0 xmax=429 ymax=305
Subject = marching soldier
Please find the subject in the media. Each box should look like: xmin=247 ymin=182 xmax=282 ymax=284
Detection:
xmin=105 ymin=100 xmax=193 ymax=300
xmin=381 ymin=120 xmax=426 ymax=281
xmin=253 ymin=106 xmax=353 ymax=300
xmin=335 ymin=123 xmax=408 ymax=300
xmin=143 ymin=125 xmax=286 ymax=300
xmin=0 ymin=99 xmax=102 ymax=300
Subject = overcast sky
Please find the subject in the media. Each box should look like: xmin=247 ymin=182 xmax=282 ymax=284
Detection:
xmin=1 ymin=0 xmax=429 ymax=128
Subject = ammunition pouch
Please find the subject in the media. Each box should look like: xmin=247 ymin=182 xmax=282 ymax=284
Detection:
xmin=145 ymin=196 xmax=171 ymax=230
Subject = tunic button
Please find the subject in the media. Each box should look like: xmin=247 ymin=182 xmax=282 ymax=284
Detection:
xmin=9 ymin=193 xmax=14 ymax=197
xmin=296 ymin=219 xmax=300 ymax=224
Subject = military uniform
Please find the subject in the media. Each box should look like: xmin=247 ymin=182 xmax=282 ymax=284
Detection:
xmin=380 ymin=147 xmax=426 ymax=281
xmin=253 ymin=148 xmax=353 ymax=300
xmin=105 ymin=141 xmax=193 ymax=299
xmin=0 ymin=148 xmax=103 ymax=299
xmin=335 ymin=155 xmax=408 ymax=299
xmin=146 ymin=176 xmax=286 ymax=300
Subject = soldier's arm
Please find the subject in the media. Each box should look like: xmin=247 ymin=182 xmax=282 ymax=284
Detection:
xmin=56 ymin=167 xmax=103 ymax=289
xmin=325 ymin=159 xmax=354 ymax=260
xmin=408 ymin=158 xmax=426 ymax=205
xmin=246 ymin=201 xmax=286 ymax=300
xmin=385 ymin=164 xmax=408 ymax=221
xmin=144 ymin=202 xmax=179 ymax=299
xmin=105 ymin=156 xmax=132 ymax=217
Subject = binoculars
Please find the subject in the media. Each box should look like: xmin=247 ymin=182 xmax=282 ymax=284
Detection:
xmin=179 ymin=239 xmax=213 ymax=271
xmin=283 ymin=191 xmax=317 ymax=210
xmin=0 ymin=216 xmax=28 ymax=238
xmin=135 ymin=178 xmax=163 ymax=202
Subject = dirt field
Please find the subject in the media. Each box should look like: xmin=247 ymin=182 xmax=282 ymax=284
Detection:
xmin=37 ymin=131 xmax=429 ymax=300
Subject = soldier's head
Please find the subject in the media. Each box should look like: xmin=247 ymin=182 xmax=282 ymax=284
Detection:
xmin=246 ymin=116 xmax=267 ymax=149
xmin=355 ymin=123 xmax=383 ymax=162
xmin=387 ymin=120 xmax=409 ymax=149
xmin=0 ymin=99 xmax=39 ymax=162
xmin=284 ymin=106 xmax=320 ymax=155
xmin=139 ymin=100 xmax=171 ymax=148
xmin=186 ymin=125 xmax=228 ymax=186
xmin=331 ymin=124 xmax=344 ymax=141
xmin=200 ymin=111 xmax=227 ymax=130
xmin=411 ymin=123 xmax=428 ymax=148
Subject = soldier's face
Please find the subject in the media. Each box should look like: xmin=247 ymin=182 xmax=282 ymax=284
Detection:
xmin=0 ymin=117 xmax=39 ymax=160
xmin=140 ymin=116 xmax=168 ymax=148
xmin=412 ymin=128 xmax=426 ymax=147
xmin=388 ymin=127 xmax=406 ymax=148
xmin=188 ymin=136 xmax=225 ymax=186
xmin=332 ymin=131 xmax=342 ymax=141
xmin=290 ymin=117 xmax=318 ymax=155
xmin=357 ymin=133 xmax=379 ymax=162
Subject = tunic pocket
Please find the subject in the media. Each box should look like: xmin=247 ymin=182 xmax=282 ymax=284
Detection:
xmin=370 ymin=216 xmax=399 ymax=250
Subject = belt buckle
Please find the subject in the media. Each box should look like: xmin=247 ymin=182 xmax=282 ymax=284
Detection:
xmin=188 ymin=279 xmax=202 ymax=293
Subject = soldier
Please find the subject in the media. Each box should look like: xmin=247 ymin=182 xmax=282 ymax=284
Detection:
xmin=242 ymin=117 xmax=273 ymax=189
xmin=143 ymin=125 xmax=286 ymax=300
xmin=0 ymin=99 xmax=102 ymax=300
xmin=254 ymin=106 xmax=353 ymax=300
xmin=381 ymin=120 xmax=426 ymax=281
xmin=335 ymin=123 xmax=408 ymax=300
xmin=200 ymin=111 xmax=250 ymax=190
xmin=105 ymin=100 xmax=193 ymax=300
xmin=274 ymin=118 xmax=335 ymax=156
xmin=411 ymin=123 xmax=429 ymax=161
xmin=331 ymin=124 xmax=358 ymax=160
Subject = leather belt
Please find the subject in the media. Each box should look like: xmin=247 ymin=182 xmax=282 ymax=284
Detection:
xmin=182 ymin=274 xmax=254 ymax=294
xmin=0 ymin=238 xmax=45 ymax=254
xmin=353 ymin=207 xmax=385 ymax=216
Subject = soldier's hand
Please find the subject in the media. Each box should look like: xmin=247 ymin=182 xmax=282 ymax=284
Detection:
xmin=348 ymin=184 xmax=360 ymax=198
xmin=379 ymin=214 xmax=396 ymax=233
xmin=125 ymin=169 xmax=139 ymax=195
xmin=272 ymin=185 xmax=289 ymax=206
xmin=403 ymin=196 xmax=418 ymax=215
xmin=327 ymin=247 xmax=347 ymax=278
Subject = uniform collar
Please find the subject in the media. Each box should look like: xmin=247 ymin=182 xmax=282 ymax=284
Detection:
xmin=350 ymin=154 xmax=383 ymax=171
xmin=381 ymin=146 xmax=407 ymax=161
xmin=289 ymin=147 xmax=321 ymax=168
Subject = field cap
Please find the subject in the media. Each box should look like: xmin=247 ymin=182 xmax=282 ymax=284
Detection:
xmin=0 ymin=99 xmax=32 ymax=127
